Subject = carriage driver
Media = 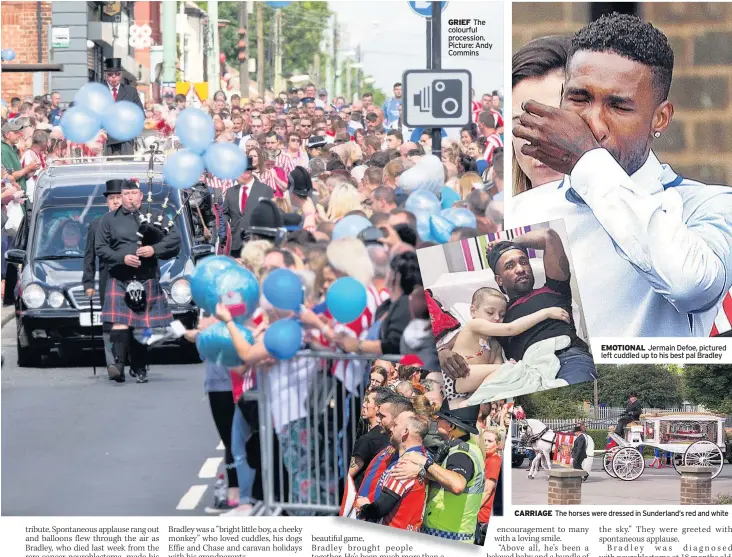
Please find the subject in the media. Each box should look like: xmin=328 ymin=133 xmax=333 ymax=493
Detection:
xmin=95 ymin=179 xmax=181 ymax=383
xmin=616 ymin=393 xmax=643 ymax=438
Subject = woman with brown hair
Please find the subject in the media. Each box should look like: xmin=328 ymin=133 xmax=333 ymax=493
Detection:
xmin=512 ymin=35 xmax=571 ymax=196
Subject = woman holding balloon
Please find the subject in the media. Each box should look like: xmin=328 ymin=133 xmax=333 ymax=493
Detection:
xmin=334 ymin=251 xmax=422 ymax=359
xmin=213 ymin=270 xmax=339 ymax=512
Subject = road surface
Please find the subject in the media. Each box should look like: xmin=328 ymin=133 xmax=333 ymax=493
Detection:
xmin=1 ymin=318 xmax=227 ymax=516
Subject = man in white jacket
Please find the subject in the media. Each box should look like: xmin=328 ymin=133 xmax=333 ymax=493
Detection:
xmin=510 ymin=13 xmax=732 ymax=338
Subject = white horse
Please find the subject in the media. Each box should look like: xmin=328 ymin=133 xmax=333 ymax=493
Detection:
xmin=517 ymin=418 xmax=556 ymax=479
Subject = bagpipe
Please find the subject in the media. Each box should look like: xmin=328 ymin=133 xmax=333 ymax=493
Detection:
xmin=135 ymin=141 xmax=187 ymax=247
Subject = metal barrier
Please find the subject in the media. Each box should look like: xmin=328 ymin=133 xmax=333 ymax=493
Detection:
xmin=244 ymin=349 xmax=402 ymax=516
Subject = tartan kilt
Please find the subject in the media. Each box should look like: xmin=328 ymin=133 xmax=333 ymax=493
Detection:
xmin=102 ymin=277 xmax=173 ymax=328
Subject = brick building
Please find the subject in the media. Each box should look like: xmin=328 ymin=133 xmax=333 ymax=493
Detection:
xmin=513 ymin=2 xmax=732 ymax=185
xmin=1 ymin=1 xmax=53 ymax=100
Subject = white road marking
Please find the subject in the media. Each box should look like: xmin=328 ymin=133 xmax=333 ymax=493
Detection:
xmin=216 ymin=441 xmax=224 ymax=451
xmin=176 ymin=485 xmax=208 ymax=511
xmin=198 ymin=456 xmax=224 ymax=478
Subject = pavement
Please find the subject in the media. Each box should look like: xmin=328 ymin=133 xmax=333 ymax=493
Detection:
xmin=1 ymin=317 xmax=229 ymax=516
xmin=512 ymin=458 xmax=732 ymax=505
xmin=1 ymin=305 xmax=13 ymax=328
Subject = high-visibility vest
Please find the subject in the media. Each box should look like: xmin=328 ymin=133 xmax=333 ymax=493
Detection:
xmin=422 ymin=439 xmax=485 ymax=543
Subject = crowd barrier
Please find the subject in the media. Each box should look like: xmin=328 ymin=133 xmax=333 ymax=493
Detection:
xmin=243 ymin=350 xmax=402 ymax=516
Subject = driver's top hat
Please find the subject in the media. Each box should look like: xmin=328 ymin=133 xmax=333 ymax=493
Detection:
xmin=104 ymin=179 xmax=127 ymax=196
xmin=104 ymin=58 xmax=123 ymax=72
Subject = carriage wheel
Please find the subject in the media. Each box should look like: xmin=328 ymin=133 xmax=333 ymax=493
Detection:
xmin=684 ymin=441 xmax=724 ymax=479
xmin=671 ymin=453 xmax=683 ymax=475
xmin=603 ymin=450 xmax=617 ymax=478
xmin=611 ymin=447 xmax=645 ymax=481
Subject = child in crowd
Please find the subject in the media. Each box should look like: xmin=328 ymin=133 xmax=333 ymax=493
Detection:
xmin=445 ymin=286 xmax=569 ymax=407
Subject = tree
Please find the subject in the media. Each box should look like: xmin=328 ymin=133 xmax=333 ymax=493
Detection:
xmin=682 ymin=365 xmax=732 ymax=414
xmin=516 ymin=364 xmax=684 ymax=418
xmin=594 ymin=364 xmax=683 ymax=409
xmin=197 ymin=2 xmax=332 ymax=90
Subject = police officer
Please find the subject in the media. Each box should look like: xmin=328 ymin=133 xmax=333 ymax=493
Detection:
xmin=286 ymin=167 xmax=319 ymax=231
xmin=390 ymin=400 xmax=485 ymax=543
xmin=83 ymin=180 xmax=123 ymax=370
xmin=95 ymin=179 xmax=180 ymax=383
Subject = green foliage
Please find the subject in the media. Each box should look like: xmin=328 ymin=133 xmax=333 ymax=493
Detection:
xmin=198 ymin=1 xmax=331 ymax=90
xmin=586 ymin=429 xmax=608 ymax=450
xmin=716 ymin=492 xmax=732 ymax=505
xmin=682 ymin=365 xmax=732 ymax=414
xmin=516 ymin=365 xmax=684 ymax=418
xmin=594 ymin=365 xmax=683 ymax=408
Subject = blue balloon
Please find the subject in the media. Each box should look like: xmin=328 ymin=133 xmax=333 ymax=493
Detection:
xmin=214 ymin=264 xmax=261 ymax=323
xmin=264 ymin=319 xmax=303 ymax=360
xmin=164 ymin=149 xmax=205 ymax=190
xmin=441 ymin=207 xmax=477 ymax=229
xmin=405 ymin=190 xmax=441 ymax=216
xmin=102 ymin=100 xmax=144 ymax=142
xmin=430 ymin=214 xmax=455 ymax=244
xmin=262 ymin=268 xmax=303 ymax=311
xmin=326 ymin=277 xmax=367 ymax=324
xmin=190 ymin=255 xmax=237 ymax=313
xmin=176 ymin=108 xmax=215 ymax=154
xmin=332 ymin=214 xmax=372 ymax=240
xmin=74 ymin=82 xmax=114 ymax=116
xmin=204 ymin=142 xmax=247 ymax=180
xmin=415 ymin=211 xmax=433 ymax=242
xmin=2 ymin=49 xmax=16 ymax=61
xmin=60 ymin=107 xmax=102 ymax=144
xmin=196 ymin=321 xmax=254 ymax=367
xmin=440 ymin=186 xmax=461 ymax=209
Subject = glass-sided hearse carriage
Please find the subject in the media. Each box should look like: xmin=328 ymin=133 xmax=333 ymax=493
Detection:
xmin=603 ymin=412 xmax=728 ymax=481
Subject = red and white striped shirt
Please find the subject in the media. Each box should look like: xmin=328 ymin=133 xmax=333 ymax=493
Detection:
xmin=276 ymin=150 xmax=309 ymax=177
xmin=474 ymin=107 xmax=504 ymax=130
xmin=319 ymin=284 xmax=390 ymax=393
xmin=206 ymin=174 xmax=235 ymax=197
xmin=483 ymin=132 xmax=504 ymax=165
xmin=710 ymin=289 xmax=732 ymax=336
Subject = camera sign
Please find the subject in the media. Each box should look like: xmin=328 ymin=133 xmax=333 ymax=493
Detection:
xmin=403 ymin=69 xmax=471 ymax=127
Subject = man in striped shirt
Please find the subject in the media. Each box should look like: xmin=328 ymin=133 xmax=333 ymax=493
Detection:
xmin=355 ymin=410 xmax=429 ymax=531
xmin=477 ymin=112 xmax=503 ymax=166
xmin=355 ymin=395 xmax=413 ymax=502
xmin=475 ymin=92 xmax=504 ymax=135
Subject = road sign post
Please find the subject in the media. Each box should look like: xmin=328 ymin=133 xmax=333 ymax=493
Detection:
xmin=431 ymin=1 xmax=442 ymax=157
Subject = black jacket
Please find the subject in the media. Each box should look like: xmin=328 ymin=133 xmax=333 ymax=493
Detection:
xmin=189 ymin=183 xmax=216 ymax=242
xmin=95 ymin=206 xmax=180 ymax=282
xmin=223 ymin=179 xmax=273 ymax=251
xmin=624 ymin=399 xmax=643 ymax=421
xmin=571 ymin=433 xmax=587 ymax=462
xmin=376 ymin=294 xmax=412 ymax=355
xmin=106 ymin=82 xmax=144 ymax=146
xmin=82 ymin=215 xmax=109 ymax=306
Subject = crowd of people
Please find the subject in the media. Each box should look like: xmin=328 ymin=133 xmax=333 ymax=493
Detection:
xmin=1 ymin=65 xmax=506 ymax=519
xmin=347 ymin=362 xmax=509 ymax=544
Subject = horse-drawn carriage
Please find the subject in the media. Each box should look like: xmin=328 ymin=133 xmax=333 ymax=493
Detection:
xmin=603 ymin=412 xmax=728 ymax=481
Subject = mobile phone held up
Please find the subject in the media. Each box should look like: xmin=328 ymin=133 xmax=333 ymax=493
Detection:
xmin=220 ymin=291 xmax=248 ymax=319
